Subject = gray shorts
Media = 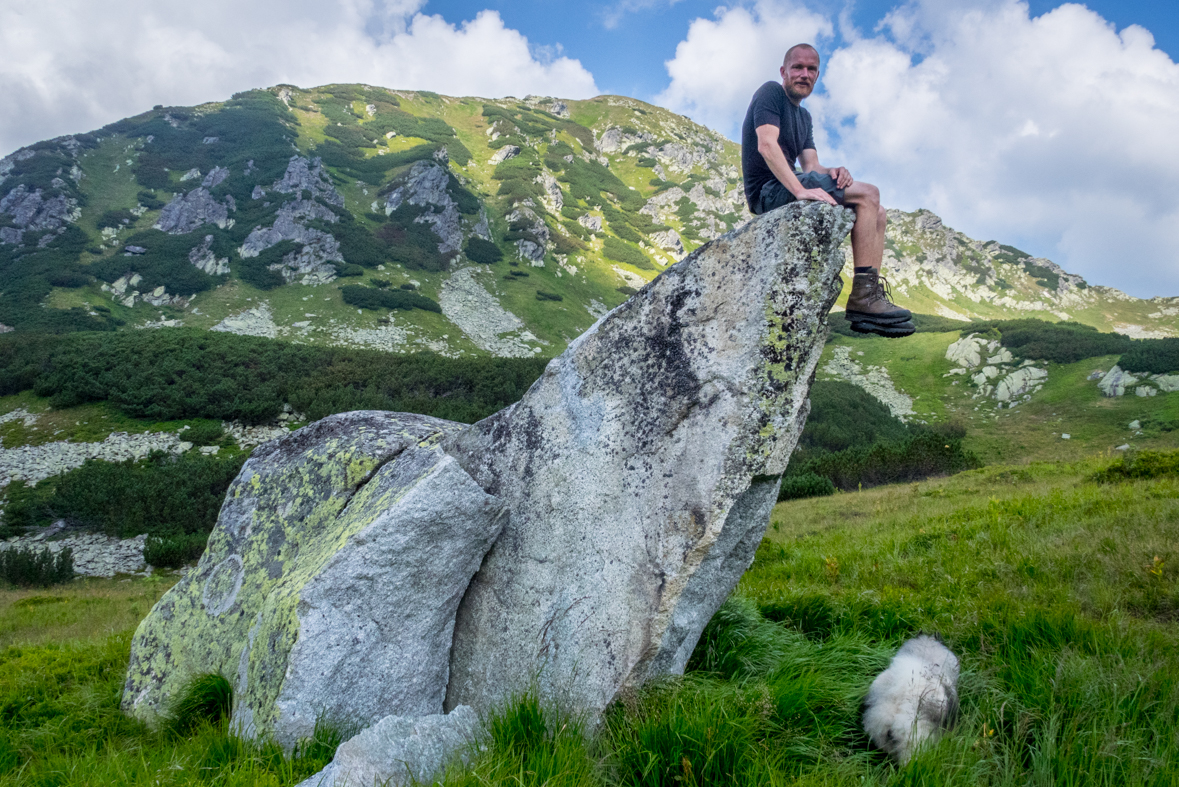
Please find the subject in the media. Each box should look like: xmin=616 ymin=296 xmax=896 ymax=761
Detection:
xmin=753 ymin=171 xmax=846 ymax=215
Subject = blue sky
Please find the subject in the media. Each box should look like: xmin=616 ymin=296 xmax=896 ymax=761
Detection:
xmin=1 ymin=0 xmax=1177 ymax=297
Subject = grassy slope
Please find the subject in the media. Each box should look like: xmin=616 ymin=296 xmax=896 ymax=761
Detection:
xmin=1 ymin=459 xmax=1175 ymax=785
xmin=821 ymin=330 xmax=1179 ymax=465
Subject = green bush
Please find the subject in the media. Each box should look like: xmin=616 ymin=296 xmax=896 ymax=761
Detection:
xmin=137 ymin=190 xmax=166 ymax=210
xmin=1119 ymin=338 xmax=1179 ymax=375
xmin=183 ymin=420 xmax=224 ymax=446
xmin=3 ymin=451 xmax=247 ymax=539
xmin=777 ymin=472 xmax=835 ymax=501
xmin=0 ymin=329 xmax=549 ymax=426
xmin=789 ymin=431 xmax=981 ymax=492
xmin=375 ymin=205 xmax=452 ymax=272
xmin=96 ymin=208 xmax=137 ymax=230
xmin=91 ymin=229 xmax=225 ymax=294
xmin=535 ymin=290 xmax=563 ymax=302
xmin=800 ymin=380 xmax=910 ymax=453
xmin=465 ymin=237 xmax=504 ymax=264
xmin=341 ymin=284 xmax=441 ymax=313
xmin=1091 ymin=449 xmax=1179 ymax=483
xmin=144 ymin=532 xmax=210 ymax=569
xmin=602 ymin=237 xmax=653 ymax=270
xmin=0 ymin=545 xmax=74 ymax=587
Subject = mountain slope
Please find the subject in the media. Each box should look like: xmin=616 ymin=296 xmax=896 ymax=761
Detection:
xmin=1 ymin=84 xmax=1174 ymax=357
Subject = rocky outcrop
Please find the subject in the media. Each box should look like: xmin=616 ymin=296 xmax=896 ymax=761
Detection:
xmin=155 ymin=188 xmax=232 ymax=235
xmin=0 ymin=184 xmax=80 ymax=241
xmin=124 ymin=203 xmax=849 ymax=767
xmin=234 ymin=157 xmax=346 ymax=285
xmin=271 ymin=156 xmax=344 ymax=207
xmin=296 ymin=707 xmax=480 ymax=787
xmin=210 ymin=304 xmax=279 ymax=339
xmin=488 ymin=145 xmax=520 ymax=165
xmin=945 ymin=333 xmax=1047 ymax=406
xmin=123 ymin=412 xmax=506 ymax=749
xmin=1098 ymin=365 xmax=1138 ymax=397
xmin=443 ymin=201 xmax=851 ymax=716
xmin=505 ymin=206 xmax=549 ymax=264
xmin=384 ymin=161 xmax=463 ymax=255
xmin=650 ymin=229 xmax=685 ymax=258
xmin=188 ymin=235 xmax=230 ymax=276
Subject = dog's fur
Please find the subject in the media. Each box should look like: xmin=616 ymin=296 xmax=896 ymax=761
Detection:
xmin=862 ymin=635 xmax=960 ymax=763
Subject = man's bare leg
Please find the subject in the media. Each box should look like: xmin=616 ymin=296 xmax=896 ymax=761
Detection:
xmin=842 ymin=181 xmax=886 ymax=270
xmin=840 ymin=180 xmax=912 ymax=336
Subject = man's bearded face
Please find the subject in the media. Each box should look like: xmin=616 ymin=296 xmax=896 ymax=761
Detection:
xmin=781 ymin=49 xmax=820 ymax=102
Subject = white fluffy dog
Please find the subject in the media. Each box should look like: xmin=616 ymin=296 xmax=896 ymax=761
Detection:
xmin=862 ymin=635 xmax=960 ymax=763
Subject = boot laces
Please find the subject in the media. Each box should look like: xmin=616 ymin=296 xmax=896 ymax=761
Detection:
xmin=874 ymin=275 xmax=897 ymax=305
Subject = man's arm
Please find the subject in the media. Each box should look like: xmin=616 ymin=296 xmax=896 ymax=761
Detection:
xmin=755 ymin=125 xmax=836 ymax=205
xmin=798 ymin=149 xmax=853 ymax=189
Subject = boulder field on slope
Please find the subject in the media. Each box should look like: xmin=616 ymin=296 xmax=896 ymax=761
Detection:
xmin=123 ymin=202 xmax=853 ymax=785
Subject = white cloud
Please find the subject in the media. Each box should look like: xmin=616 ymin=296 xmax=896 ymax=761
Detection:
xmin=0 ymin=0 xmax=598 ymax=156
xmin=656 ymin=0 xmax=832 ymax=134
xmin=808 ymin=0 xmax=1179 ymax=297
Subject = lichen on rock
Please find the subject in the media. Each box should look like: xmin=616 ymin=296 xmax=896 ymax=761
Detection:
xmin=122 ymin=412 xmax=505 ymax=749
xmin=443 ymin=201 xmax=852 ymax=717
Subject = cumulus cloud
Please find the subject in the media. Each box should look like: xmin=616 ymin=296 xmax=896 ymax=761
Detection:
xmin=0 ymin=0 xmax=598 ymax=156
xmin=656 ymin=0 xmax=832 ymax=133
xmin=660 ymin=0 xmax=1179 ymax=296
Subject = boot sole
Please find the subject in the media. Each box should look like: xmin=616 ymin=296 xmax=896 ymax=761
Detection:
xmin=845 ymin=310 xmax=912 ymax=325
xmin=849 ymin=319 xmax=916 ymax=338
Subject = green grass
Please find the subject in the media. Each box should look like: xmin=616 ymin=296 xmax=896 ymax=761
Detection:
xmin=1 ymin=458 xmax=1175 ymax=785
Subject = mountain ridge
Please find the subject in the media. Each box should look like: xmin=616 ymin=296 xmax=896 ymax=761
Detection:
xmin=1 ymin=83 xmax=1174 ymax=357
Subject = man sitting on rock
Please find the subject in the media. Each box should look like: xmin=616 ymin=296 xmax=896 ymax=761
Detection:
xmin=742 ymin=43 xmax=914 ymax=337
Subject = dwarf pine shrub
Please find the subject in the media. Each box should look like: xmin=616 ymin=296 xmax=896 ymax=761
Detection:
xmin=777 ymin=472 xmax=835 ymax=502
xmin=1091 ymin=449 xmax=1179 ymax=483
xmin=0 ymin=545 xmax=74 ymax=587
xmin=144 ymin=532 xmax=209 ymax=569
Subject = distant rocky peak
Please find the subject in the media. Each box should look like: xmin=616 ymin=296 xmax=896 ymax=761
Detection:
xmin=272 ymin=156 xmax=343 ymax=207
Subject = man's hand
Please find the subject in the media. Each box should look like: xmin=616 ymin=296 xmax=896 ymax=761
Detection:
xmin=829 ymin=166 xmax=853 ymax=189
xmin=794 ymin=187 xmax=838 ymax=205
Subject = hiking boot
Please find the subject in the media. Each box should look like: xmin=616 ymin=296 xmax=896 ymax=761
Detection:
xmin=844 ymin=269 xmax=912 ymax=325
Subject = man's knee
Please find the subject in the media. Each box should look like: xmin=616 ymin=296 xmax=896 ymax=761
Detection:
xmin=877 ymin=203 xmax=887 ymax=228
xmin=847 ymin=181 xmax=880 ymax=209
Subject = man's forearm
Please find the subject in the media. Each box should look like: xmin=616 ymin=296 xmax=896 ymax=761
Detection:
xmin=759 ymin=141 xmax=806 ymax=197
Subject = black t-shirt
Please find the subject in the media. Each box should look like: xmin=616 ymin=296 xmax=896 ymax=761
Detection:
xmin=741 ymin=81 xmax=816 ymax=210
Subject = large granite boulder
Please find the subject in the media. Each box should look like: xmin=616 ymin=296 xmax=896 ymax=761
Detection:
xmin=443 ymin=200 xmax=853 ymax=716
xmin=122 ymin=411 xmax=506 ymax=748
xmin=123 ymin=201 xmax=852 ymax=759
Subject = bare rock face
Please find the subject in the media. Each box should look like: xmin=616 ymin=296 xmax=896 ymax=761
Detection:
xmin=443 ymin=201 xmax=852 ymax=716
xmin=155 ymin=188 xmax=231 ymax=234
xmin=384 ymin=160 xmax=463 ymax=255
xmin=122 ymin=412 xmax=506 ymax=749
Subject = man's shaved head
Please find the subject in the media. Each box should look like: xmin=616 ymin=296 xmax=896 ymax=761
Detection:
xmin=783 ymin=43 xmax=819 ymax=67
